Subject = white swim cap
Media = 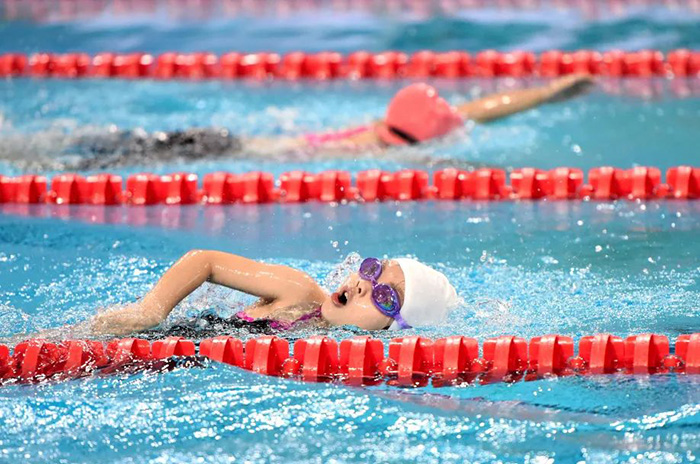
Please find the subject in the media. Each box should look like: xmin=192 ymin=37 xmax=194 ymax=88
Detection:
xmin=391 ymin=258 xmax=459 ymax=330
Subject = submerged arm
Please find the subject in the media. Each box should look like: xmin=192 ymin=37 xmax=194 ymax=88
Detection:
xmin=91 ymin=250 xmax=324 ymax=336
xmin=244 ymin=125 xmax=384 ymax=154
xmin=458 ymin=74 xmax=594 ymax=123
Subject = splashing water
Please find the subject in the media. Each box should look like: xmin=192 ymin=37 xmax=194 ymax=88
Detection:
xmin=322 ymin=251 xmax=363 ymax=292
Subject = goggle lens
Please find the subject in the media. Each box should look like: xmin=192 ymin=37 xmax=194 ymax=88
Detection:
xmin=372 ymin=284 xmax=400 ymax=316
xmin=357 ymin=257 xmax=404 ymax=323
xmin=359 ymin=257 xmax=383 ymax=281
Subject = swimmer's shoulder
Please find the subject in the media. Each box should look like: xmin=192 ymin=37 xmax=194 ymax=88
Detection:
xmin=260 ymin=262 xmax=327 ymax=306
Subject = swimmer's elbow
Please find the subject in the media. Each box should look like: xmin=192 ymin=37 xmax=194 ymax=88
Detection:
xmin=180 ymin=249 xmax=215 ymax=275
xmin=182 ymin=249 xmax=209 ymax=261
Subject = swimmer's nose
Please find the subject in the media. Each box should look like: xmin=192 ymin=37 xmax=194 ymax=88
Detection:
xmin=357 ymin=280 xmax=371 ymax=297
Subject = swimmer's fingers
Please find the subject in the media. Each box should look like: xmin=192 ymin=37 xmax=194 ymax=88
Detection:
xmin=547 ymin=74 xmax=595 ymax=103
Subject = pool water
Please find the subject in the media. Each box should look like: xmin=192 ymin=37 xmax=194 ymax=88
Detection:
xmin=1 ymin=78 xmax=698 ymax=176
xmin=1 ymin=200 xmax=699 ymax=463
xmin=1 ymin=200 xmax=699 ymax=340
xmin=1 ymin=5 xmax=700 ymax=464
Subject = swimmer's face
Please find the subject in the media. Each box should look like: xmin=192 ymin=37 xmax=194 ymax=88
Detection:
xmin=321 ymin=260 xmax=404 ymax=330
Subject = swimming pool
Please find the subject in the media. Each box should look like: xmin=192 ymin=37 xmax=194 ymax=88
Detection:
xmin=1 ymin=78 xmax=698 ymax=176
xmin=1 ymin=200 xmax=699 ymax=462
xmin=1 ymin=5 xmax=699 ymax=464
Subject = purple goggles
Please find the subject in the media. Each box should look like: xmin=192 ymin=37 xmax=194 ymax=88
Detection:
xmin=358 ymin=257 xmax=411 ymax=329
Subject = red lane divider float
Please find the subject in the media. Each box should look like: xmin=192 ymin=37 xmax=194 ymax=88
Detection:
xmin=1 ymin=333 xmax=698 ymax=387
xmin=1 ymin=166 xmax=697 ymax=206
xmin=1 ymin=49 xmax=699 ymax=80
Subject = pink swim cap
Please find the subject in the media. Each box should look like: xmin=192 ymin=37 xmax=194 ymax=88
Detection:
xmin=376 ymin=83 xmax=464 ymax=146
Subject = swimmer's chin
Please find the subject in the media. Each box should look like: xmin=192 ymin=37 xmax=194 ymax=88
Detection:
xmin=320 ymin=298 xmax=392 ymax=331
xmin=319 ymin=299 xmax=336 ymax=324
xmin=319 ymin=297 xmax=352 ymax=328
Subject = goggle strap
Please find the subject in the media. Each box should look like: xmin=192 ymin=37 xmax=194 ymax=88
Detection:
xmin=392 ymin=312 xmax=412 ymax=330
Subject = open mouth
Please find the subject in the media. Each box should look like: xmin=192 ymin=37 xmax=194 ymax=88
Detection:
xmin=332 ymin=288 xmax=349 ymax=307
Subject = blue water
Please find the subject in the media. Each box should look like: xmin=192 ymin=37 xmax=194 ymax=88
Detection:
xmin=1 ymin=5 xmax=700 ymax=464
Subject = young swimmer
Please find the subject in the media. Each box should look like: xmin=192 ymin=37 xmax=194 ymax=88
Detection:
xmin=11 ymin=74 xmax=593 ymax=171
xmin=86 ymin=251 xmax=459 ymax=338
xmin=282 ymin=73 xmax=594 ymax=153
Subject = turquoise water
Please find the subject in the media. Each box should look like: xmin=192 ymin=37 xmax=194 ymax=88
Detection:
xmin=1 ymin=6 xmax=700 ymax=464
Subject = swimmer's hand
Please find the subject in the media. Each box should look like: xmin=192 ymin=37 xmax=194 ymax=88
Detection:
xmin=547 ymin=74 xmax=595 ymax=103
xmin=91 ymin=303 xmax=161 ymax=336
xmin=9 ymin=308 xmax=150 ymax=343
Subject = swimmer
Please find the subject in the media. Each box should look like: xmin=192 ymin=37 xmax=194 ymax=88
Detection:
xmin=3 ymin=74 xmax=593 ymax=171
xmin=60 ymin=251 xmax=459 ymax=338
xmin=268 ymin=73 xmax=595 ymax=154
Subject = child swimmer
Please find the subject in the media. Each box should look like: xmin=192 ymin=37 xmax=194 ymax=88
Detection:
xmin=86 ymin=251 xmax=459 ymax=337
xmin=55 ymin=74 xmax=593 ymax=170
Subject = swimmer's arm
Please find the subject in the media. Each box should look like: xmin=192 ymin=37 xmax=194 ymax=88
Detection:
xmin=244 ymin=128 xmax=383 ymax=153
xmin=91 ymin=250 xmax=324 ymax=335
xmin=244 ymin=136 xmax=307 ymax=156
xmin=458 ymin=74 xmax=594 ymax=123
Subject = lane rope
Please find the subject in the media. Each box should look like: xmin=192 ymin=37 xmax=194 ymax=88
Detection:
xmin=1 ymin=50 xmax=698 ymax=80
xmin=1 ymin=333 xmax=698 ymax=387
xmin=1 ymin=166 xmax=698 ymax=205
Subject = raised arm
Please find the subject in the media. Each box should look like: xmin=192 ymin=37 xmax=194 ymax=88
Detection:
xmin=457 ymin=74 xmax=594 ymax=123
xmin=91 ymin=250 xmax=324 ymax=336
